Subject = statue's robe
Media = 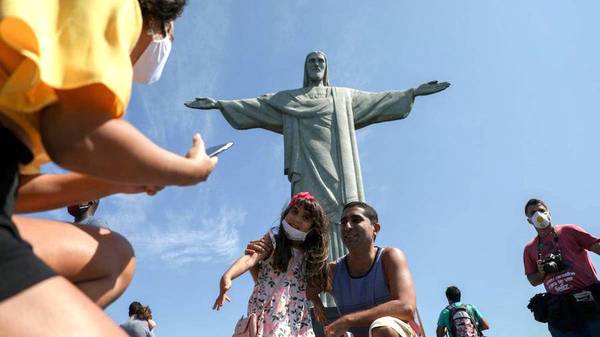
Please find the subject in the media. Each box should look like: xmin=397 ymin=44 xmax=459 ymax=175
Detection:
xmin=218 ymin=86 xmax=414 ymax=258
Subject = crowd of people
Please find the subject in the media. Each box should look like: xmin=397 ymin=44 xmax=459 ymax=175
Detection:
xmin=1 ymin=1 xmax=600 ymax=337
xmin=211 ymin=195 xmax=600 ymax=337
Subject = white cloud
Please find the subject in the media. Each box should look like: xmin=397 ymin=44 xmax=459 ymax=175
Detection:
xmin=132 ymin=207 xmax=243 ymax=267
xmin=101 ymin=194 xmax=243 ymax=268
xmin=100 ymin=194 xmax=150 ymax=232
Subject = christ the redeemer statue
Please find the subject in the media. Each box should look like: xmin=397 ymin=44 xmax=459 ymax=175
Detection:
xmin=185 ymin=51 xmax=449 ymax=260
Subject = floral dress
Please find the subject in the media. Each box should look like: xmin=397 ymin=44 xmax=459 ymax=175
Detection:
xmin=247 ymin=228 xmax=315 ymax=337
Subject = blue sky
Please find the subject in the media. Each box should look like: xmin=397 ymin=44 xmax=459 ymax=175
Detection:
xmin=32 ymin=1 xmax=600 ymax=336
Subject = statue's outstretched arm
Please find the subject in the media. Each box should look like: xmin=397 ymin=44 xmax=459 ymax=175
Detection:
xmin=414 ymin=80 xmax=451 ymax=97
xmin=184 ymin=95 xmax=283 ymax=133
xmin=184 ymin=97 xmax=220 ymax=110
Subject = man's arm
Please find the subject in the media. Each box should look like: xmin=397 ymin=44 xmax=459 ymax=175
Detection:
xmin=588 ymin=242 xmax=600 ymax=255
xmin=325 ymin=248 xmax=415 ymax=336
xmin=435 ymin=309 xmax=449 ymax=337
xmin=478 ymin=317 xmax=490 ymax=331
xmin=471 ymin=305 xmax=490 ymax=331
xmin=527 ymin=272 xmax=545 ymax=286
xmin=526 ymin=260 xmax=546 ymax=286
xmin=245 ymin=234 xmax=274 ymax=282
xmin=524 ymin=246 xmax=545 ymax=286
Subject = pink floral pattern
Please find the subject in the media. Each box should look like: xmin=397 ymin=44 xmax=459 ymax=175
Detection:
xmin=247 ymin=246 xmax=315 ymax=337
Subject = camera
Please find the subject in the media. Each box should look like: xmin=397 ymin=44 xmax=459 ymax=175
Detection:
xmin=541 ymin=252 xmax=566 ymax=273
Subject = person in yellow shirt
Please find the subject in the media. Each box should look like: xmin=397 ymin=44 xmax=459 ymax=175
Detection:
xmin=0 ymin=1 xmax=217 ymax=336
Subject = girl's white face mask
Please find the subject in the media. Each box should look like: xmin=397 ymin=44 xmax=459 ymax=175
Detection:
xmin=133 ymin=35 xmax=172 ymax=84
xmin=282 ymin=219 xmax=308 ymax=241
xmin=530 ymin=211 xmax=551 ymax=229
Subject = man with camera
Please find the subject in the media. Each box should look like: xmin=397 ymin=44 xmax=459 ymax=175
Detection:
xmin=523 ymin=198 xmax=600 ymax=336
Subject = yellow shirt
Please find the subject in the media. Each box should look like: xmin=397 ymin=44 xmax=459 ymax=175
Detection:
xmin=0 ymin=0 xmax=142 ymax=173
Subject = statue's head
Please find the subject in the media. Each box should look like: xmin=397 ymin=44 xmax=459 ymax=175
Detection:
xmin=303 ymin=51 xmax=329 ymax=87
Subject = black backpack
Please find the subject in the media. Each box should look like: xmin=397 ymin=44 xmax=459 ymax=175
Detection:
xmin=447 ymin=304 xmax=480 ymax=337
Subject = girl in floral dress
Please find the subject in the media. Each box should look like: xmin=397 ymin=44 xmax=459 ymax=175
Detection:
xmin=213 ymin=192 xmax=329 ymax=337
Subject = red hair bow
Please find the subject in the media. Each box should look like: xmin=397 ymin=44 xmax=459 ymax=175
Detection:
xmin=289 ymin=192 xmax=316 ymax=207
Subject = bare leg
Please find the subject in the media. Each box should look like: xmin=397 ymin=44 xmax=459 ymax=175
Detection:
xmin=14 ymin=216 xmax=136 ymax=308
xmin=0 ymin=276 xmax=129 ymax=337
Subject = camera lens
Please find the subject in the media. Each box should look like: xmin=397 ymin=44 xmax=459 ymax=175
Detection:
xmin=543 ymin=261 xmax=558 ymax=273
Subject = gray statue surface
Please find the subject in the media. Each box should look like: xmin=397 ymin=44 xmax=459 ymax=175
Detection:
xmin=185 ymin=51 xmax=449 ymax=260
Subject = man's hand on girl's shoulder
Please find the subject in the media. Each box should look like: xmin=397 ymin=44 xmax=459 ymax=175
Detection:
xmin=245 ymin=234 xmax=273 ymax=258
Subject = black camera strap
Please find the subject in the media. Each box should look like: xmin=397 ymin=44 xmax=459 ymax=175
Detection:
xmin=537 ymin=229 xmax=561 ymax=260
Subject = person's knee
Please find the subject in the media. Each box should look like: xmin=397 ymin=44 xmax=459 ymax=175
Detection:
xmin=96 ymin=228 xmax=136 ymax=282
xmin=109 ymin=231 xmax=135 ymax=281
xmin=371 ymin=326 xmax=400 ymax=337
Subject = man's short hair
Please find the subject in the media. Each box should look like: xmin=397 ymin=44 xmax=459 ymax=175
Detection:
xmin=524 ymin=198 xmax=547 ymax=216
xmin=128 ymin=301 xmax=143 ymax=316
xmin=445 ymin=286 xmax=461 ymax=303
xmin=342 ymin=201 xmax=378 ymax=224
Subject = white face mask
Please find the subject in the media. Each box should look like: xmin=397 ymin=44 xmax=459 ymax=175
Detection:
xmin=133 ymin=35 xmax=172 ymax=84
xmin=282 ymin=219 xmax=308 ymax=241
xmin=530 ymin=211 xmax=551 ymax=229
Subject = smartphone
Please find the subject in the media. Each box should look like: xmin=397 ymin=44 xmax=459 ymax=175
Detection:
xmin=206 ymin=142 xmax=233 ymax=157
